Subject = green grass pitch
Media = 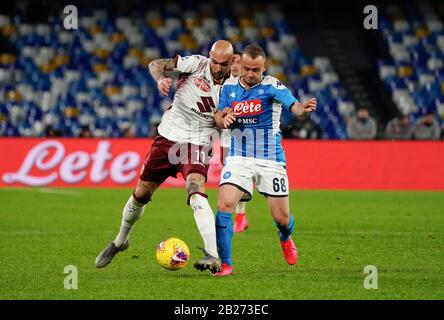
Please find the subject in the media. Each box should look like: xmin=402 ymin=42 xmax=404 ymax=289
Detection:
xmin=0 ymin=187 xmax=443 ymax=299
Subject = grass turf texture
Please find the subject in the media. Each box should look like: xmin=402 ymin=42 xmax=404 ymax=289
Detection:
xmin=0 ymin=188 xmax=443 ymax=300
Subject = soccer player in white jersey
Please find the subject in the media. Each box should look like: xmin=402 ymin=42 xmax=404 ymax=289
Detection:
xmin=220 ymin=52 xmax=250 ymax=233
xmin=95 ymin=40 xmax=234 ymax=273
xmin=213 ymin=44 xmax=317 ymax=276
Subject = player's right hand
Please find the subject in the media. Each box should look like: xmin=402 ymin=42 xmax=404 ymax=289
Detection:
xmin=158 ymin=78 xmax=172 ymax=96
xmin=223 ymin=112 xmax=237 ymax=128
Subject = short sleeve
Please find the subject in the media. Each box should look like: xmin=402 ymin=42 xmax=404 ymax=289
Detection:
xmin=272 ymin=80 xmax=298 ymax=111
xmin=174 ymin=55 xmax=204 ymax=73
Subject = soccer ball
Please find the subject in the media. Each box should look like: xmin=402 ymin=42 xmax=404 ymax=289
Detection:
xmin=156 ymin=238 xmax=190 ymax=271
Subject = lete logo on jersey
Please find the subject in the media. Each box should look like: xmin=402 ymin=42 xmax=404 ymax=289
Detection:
xmin=231 ymin=99 xmax=263 ymax=116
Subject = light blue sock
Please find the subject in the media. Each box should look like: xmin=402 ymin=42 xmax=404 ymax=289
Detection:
xmin=277 ymin=214 xmax=295 ymax=241
xmin=216 ymin=211 xmax=233 ymax=266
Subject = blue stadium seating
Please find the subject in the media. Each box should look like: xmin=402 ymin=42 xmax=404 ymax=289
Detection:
xmin=0 ymin=2 xmax=351 ymax=138
xmin=378 ymin=1 xmax=444 ymax=121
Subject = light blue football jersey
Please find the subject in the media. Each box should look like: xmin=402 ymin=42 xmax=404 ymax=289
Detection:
xmin=218 ymin=75 xmax=298 ymax=164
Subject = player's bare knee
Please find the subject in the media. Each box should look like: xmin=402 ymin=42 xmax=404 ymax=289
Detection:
xmin=186 ymin=181 xmax=200 ymax=195
xmin=133 ymin=188 xmax=152 ymax=205
xmin=217 ymin=197 xmax=236 ymax=213
xmin=274 ymin=213 xmax=290 ymax=226
xmin=134 ymin=180 xmax=158 ymax=204
xmin=186 ymin=174 xmax=205 ymax=194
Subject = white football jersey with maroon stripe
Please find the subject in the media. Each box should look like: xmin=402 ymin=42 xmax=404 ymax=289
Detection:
xmin=157 ymin=55 xmax=220 ymax=147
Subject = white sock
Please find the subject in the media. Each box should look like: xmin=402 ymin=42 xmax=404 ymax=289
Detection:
xmin=114 ymin=195 xmax=145 ymax=247
xmin=189 ymin=194 xmax=218 ymax=258
xmin=235 ymin=202 xmax=246 ymax=214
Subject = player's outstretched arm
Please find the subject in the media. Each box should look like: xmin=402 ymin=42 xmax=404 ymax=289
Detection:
xmin=215 ymin=108 xmax=237 ymax=129
xmin=291 ymin=98 xmax=317 ymax=119
xmin=148 ymin=58 xmax=175 ymax=96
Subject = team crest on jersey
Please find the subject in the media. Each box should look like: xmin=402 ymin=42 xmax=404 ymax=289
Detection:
xmin=232 ymin=99 xmax=263 ymax=116
xmin=193 ymin=78 xmax=211 ymax=92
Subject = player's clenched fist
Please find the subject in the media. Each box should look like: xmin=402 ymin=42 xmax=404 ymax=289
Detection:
xmin=292 ymin=98 xmax=317 ymax=118
xmin=303 ymin=98 xmax=317 ymax=112
xmin=158 ymin=78 xmax=172 ymax=96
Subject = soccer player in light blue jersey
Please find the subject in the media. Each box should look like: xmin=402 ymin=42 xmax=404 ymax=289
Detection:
xmin=213 ymin=44 xmax=317 ymax=276
xmin=220 ymin=52 xmax=250 ymax=233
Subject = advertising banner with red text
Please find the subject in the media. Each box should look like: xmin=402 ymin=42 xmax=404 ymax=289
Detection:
xmin=0 ymin=138 xmax=443 ymax=190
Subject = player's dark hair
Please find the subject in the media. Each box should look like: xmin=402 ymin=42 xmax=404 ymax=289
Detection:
xmin=242 ymin=44 xmax=266 ymax=60
xmin=233 ymin=51 xmax=242 ymax=57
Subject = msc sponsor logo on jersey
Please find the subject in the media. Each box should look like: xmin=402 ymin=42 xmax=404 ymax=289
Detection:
xmin=231 ymin=99 xmax=263 ymax=116
xmin=193 ymin=78 xmax=211 ymax=92
xmin=237 ymin=117 xmax=258 ymax=125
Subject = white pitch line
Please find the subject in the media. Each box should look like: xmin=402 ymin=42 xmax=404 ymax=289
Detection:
xmin=37 ymin=188 xmax=80 ymax=196
xmin=0 ymin=230 xmax=114 ymax=235
xmin=0 ymin=229 xmax=441 ymax=237
xmin=299 ymin=230 xmax=443 ymax=236
xmin=0 ymin=187 xmax=80 ymax=196
xmin=0 ymin=187 xmax=81 ymax=196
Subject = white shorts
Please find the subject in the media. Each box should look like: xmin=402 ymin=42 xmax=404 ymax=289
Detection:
xmin=220 ymin=156 xmax=289 ymax=201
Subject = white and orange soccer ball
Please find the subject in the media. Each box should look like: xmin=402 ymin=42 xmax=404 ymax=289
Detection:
xmin=155 ymin=238 xmax=190 ymax=271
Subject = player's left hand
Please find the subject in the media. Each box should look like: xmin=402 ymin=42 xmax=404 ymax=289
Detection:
xmin=302 ymin=98 xmax=317 ymax=114
xmin=293 ymin=98 xmax=317 ymax=117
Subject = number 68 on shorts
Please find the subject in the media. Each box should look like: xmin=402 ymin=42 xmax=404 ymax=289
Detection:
xmin=219 ymin=156 xmax=289 ymax=201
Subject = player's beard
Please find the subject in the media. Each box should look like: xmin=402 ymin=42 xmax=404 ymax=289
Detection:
xmin=212 ymin=71 xmax=226 ymax=80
